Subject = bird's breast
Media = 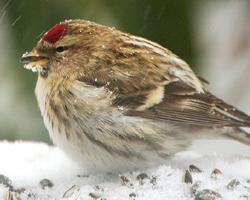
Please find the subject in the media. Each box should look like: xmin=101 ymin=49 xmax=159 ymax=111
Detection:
xmin=35 ymin=76 xmax=112 ymax=137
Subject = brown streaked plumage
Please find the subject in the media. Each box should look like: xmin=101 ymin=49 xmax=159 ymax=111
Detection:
xmin=21 ymin=19 xmax=250 ymax=173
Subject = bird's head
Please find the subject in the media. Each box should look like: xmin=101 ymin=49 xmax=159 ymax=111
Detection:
xmin=21 ymin=19 xmax=112 ymax=78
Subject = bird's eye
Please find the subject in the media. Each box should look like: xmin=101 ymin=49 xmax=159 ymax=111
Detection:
xmin=56 ymin=46 xmax=66 ymax=53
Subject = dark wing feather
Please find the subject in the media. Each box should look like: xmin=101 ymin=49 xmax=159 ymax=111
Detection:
xmin=126 ymin=81 xmax=250 ymax=127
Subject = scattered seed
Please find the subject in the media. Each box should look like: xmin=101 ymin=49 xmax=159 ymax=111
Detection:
xmin=137 ymin=173 xmax=149 ymax=185
xmin=227 ymin=179 xmax=240 ymax=190
xmin=195 ymin=189 xmax=222 ymax=200
xmin=211 ymin=168 xmax=222 ymax=179
xmin=136 ymin=173 xmax=148 ymax=181
xmin=119 ymin=175 xmax=129 ymax=185
xmin=39 ymin=178 xmax=54 ymax=189
xmin=189 ymin=165 xmax=202 ymax=173
xmin=0 ymin=174 xmax=13 ymax=191
xmin=62 ymin=185 xmax=80 ymax=198
xmin=129 ymin=192 xmax=137 ymax=199
xmin=184 ymin=170 xmax=193 ymax=184
xmin=89 ymin=192 xmax=103 ymax=199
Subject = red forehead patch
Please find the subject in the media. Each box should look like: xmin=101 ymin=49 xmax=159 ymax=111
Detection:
xmin=42 ymin=23 xmax=68 ymax=44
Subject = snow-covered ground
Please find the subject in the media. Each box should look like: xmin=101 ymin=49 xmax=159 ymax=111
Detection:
xmin=0 ymin=141 xmax=250 ymax=200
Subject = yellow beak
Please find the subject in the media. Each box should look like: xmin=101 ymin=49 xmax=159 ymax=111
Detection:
xmin=20 ymin=50 xmax=48 ymax=65
xmin=21 ymin=50 xmax=49 ymax=73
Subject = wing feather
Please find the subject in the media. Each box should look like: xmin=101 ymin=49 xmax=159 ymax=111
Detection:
xmin=75 ymin=29 xmax=250 ymax=128
xmin=126 ymin=81 xmax=250 ymax=127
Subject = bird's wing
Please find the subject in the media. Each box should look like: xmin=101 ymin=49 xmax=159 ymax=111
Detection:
xmin=76 ymin=32 xmax=250 ymax=127
xmin=126 ymin=81 xmax=250 ymax=127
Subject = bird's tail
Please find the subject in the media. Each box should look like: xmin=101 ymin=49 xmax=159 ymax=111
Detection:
xmin=225 ymin=127 xmax=250 ymax=146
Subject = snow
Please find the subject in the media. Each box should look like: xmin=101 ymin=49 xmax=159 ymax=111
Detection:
xmin=0 ymin=141 xmax=250 ymax=200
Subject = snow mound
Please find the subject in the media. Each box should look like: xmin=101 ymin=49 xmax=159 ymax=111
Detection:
xmin=0 ymin=141 xmax=249 ymax=200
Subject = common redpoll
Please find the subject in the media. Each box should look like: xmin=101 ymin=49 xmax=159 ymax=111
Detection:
xmin=21 ymin=19 xmax=250 ymax=173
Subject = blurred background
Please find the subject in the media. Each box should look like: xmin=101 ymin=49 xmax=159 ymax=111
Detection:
xmin=0 ymin=0 xmax=249 ymax=143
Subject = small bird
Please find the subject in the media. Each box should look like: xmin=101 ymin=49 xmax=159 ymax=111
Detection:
xmin=21 ymin=19 xmax=250 ymax=173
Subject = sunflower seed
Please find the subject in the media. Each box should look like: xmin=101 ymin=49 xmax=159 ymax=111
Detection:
xmin=195 ymin=189 xmax=221 ymax=200
xmin=89 ymin=192 xmax=103 ymax=199
xmin=39 ymin=178 xmax=54 ymax=189
xmin=184 ymin=170 xmax=193 ymax=184
xmin=62 ymin=185 xmax=80 ymax=198
xmin=137 ymin=173 xmax=149 ymax=185
xmin=119 ymin=175 xmax=129 ymax=185
xmin=211 ymin=168 xmax=222 ymax=179
xmin=129 ymin=192 xmax=137 ymax=199
xmin=136 ymin=173 xmax=148 ymax=181
xmin=227 ymin=179 xmax=240 ymax=190
xmin=189 ymin=165 xmax=202 ymax=173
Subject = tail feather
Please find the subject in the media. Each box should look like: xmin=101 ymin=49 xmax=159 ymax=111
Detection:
xmin=225 ymin=127 xmax=250 ymax=146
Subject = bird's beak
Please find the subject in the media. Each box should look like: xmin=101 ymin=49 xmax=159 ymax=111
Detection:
xmin=21 ymin=51 xmax=49 ymax=73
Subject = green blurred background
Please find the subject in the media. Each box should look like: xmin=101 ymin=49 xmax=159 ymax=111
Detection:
xmin=1 ymin=0 xmax=249 ymax=143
